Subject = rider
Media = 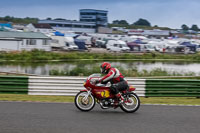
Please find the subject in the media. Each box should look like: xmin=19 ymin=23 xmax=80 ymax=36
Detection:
xmin=96 ymin=62 xmax=129 ymax=103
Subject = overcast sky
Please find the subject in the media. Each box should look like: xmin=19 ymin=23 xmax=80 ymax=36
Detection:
xmin=0 ymin=0 xmax=199 ymax=29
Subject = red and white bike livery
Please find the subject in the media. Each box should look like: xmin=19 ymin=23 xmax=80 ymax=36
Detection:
xmin=75 ymin=74 xmax=140 ymax=113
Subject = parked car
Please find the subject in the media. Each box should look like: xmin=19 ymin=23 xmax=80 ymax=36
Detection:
xmin=50 ymin=36 xmax=78 ymax=51
xmin=106 ymin=40 xmax=130 ymax=52
xmin=76 ymin=35 xmax=93 ymax=47
xmin=147 ymin=41 xmax=166 ymax=52
xmin=95 ymin=40 xmax=106 ymax=48
xmin=140 ymin=44 xmax=155 ymax=52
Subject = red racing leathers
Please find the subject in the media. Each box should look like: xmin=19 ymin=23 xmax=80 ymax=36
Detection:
xmin=99 ymin=68 xmax=128 ymax=94
xmin=99 ymin=68 xmax=124 ymax=84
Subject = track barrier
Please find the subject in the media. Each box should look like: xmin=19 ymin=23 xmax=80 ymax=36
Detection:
xmin=0 ymin=76 xmax=200 ymax=97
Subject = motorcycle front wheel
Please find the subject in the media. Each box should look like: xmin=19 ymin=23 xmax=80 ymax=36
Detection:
xmin=120 ymin=93 xmax=140 ymax=113
xmin=75 ymin=91 xmax=95 ymax=112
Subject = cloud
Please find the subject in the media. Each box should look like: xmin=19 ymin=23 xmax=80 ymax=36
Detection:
xmin=0 ymin=0 xmax=187 ymax=7
xmin=0 ymin=0 xmax=200 ymax=28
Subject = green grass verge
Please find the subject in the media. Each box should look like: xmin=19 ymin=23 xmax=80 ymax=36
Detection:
xmin=49 ymin=67 xmax=197 ymax=77
xmin=0 ymin=94 xmax=74 ymax=103
xmin=1 ymin=50 xmax=200 ymax=61
xmin=140 ymin=97 xmax=200 ymax=105
xmin=0 ymin=94 xmax=200 ymax=105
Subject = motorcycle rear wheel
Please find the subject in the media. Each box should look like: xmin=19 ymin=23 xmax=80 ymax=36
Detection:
xmin=120 ymin=93 xmax=140 ymax=113
xmin=75 ymin=91 xmax=95 ymax=112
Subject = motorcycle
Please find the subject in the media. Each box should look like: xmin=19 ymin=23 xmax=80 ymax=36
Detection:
xmin=74 ymin=74 xmax=140 ymax=113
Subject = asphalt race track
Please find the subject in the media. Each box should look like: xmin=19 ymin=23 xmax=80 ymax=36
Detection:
xmin=0 ymin=101 xmax=200 ymax=133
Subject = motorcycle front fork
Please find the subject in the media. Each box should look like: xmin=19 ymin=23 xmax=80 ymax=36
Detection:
xmin=83 ymin=90 xmax=92 ymax=101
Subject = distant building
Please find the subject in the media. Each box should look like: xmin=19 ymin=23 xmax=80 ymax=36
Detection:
xmin=128 ymin=29 xmax=170 ymax=38
xmin=111 ymin=27 xmax=127 ymax=32
xmin=38 ymin=9 xmax=108 ymax=33
xmin=98 ymin=27 xmax=112 ymax=34
xmin=38 ymin=19 xmax=96 ymax=33
xmin=25 ymin=23 xmax=54 ymax=33
xmin=0 ymin=31 xmax=51 ymax=51
xmin=80 ymin=9 xmax=108 ymax=28
xmin=143 ymin=29 xmax=170 ymax=38
xmin=127 ymin=29 xmax=144 ymax=35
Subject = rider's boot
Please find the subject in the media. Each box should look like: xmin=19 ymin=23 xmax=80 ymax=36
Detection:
xmin=115 ymin=93 xmax=124 ymax=104
xmin=113 ymin=93 xmax=124 ymax=109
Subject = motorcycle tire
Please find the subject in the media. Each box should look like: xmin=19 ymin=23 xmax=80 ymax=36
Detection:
xmin=75 ymin=91 xmax=96 ymax=112
xmin=120 ymin=93 xmax=140 ymax=113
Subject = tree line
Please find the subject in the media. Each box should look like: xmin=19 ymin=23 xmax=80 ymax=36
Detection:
xmin=0 ymin=16 xmax=38 ymax=24
xmin=111 ymin=18 xmax=151 ymax=26
xmin=181 ymin=24 xmax=199 ymax=31
xmin=108 ymin=18 xmax=171 ymax=30
xmin=0 ymin=16 xmax=199 ymax=32
xmin=0 ymin=16 xmax=76 ymax=24
xmin=0 ymin=16 xmax=163 ymax=29
xmin=109 ymin=19 xmax=200 ymax=32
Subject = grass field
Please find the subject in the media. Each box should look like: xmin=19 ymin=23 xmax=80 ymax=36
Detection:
xmin=1 ymin=50 xmax=200 ymax=61
xmin=0 ymin=94 xmax=200 ymax=105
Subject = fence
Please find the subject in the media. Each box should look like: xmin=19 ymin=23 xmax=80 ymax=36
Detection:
xmin=146 ymin=79 xmax=200 ymax=97
xmin=0 ymin=76 xmax=28 ymax=94
xmin=0 ymin=76 xmax=200 ymax=97
xmin=28 ymin=76 xmax=146 ymax=96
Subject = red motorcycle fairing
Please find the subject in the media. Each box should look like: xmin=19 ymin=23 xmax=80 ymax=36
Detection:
xmin=84 ymin=78 xmax=115 ymax=99
xmin=92 ymin=87 xmax=115 ymax=99
xmin=129 ymin=86 xmax=136 ymax=91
